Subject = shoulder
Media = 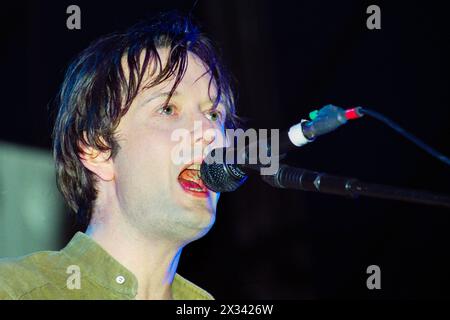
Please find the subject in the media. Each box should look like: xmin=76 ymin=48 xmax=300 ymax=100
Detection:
xmin=172 ymin=273 xmax=215 ymax=300
xmin=0 ymin=250 xmax=67 ymax=299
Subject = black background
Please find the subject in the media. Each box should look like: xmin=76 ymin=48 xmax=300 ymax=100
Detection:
xmin=1 ymin=0 xmax=449 ymax=298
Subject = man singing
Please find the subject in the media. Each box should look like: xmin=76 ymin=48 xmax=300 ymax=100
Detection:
xmin=0 ymin=11 xmax=238 ymax=300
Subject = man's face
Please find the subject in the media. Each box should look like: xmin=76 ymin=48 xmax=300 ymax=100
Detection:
xmin=112 ymin=49 xmax=227 ymax=243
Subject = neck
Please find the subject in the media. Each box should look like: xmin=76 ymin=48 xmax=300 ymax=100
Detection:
xmin=85 ymin=213 xmax=183 ymax=300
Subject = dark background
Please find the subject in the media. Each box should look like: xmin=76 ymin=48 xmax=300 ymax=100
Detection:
xmin=1 ymin=0 xmax=449 ymax=299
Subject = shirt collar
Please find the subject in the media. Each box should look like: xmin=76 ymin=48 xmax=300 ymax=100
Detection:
xmin=62 ymin=231 xmax=138 ymax=298
xmin=61 ymin=232 xmax=214 ymax=300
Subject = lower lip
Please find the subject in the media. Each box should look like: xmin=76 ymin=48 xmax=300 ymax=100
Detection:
xmin=178 ymin=179 xmax=209 ymax=198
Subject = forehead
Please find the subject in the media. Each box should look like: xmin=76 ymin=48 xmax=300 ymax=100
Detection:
xmin=123 ymin=48 xmax=218 ymax=99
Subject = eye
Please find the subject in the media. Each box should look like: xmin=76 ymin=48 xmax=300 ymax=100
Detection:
xmin=205 ymin=109 xmax=224 ymax=122
xmin=158 ymin=104 xmax=177 ymax=116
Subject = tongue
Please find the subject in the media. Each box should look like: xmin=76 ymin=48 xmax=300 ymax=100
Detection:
xmin=178 ymin=169 xmax=207 ymax=191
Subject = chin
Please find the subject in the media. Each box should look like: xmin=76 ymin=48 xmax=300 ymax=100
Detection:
xmin=178 ymin=206 xmax=216 ymax=238
xmin=189 ymin=218 xmax=216 ymax=242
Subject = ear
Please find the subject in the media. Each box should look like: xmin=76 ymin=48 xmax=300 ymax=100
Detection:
xmin=78 ymin=140 xmax=115 ymax=182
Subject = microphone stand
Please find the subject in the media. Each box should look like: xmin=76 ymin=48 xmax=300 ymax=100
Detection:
xmin=261 ymin=164 xmax=450 ymax=208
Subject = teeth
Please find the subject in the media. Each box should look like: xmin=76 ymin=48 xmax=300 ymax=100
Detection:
xmin=186 ymin=187 xmax=204 ymax=192
xmin=179 ymin=167 xmax=201 ymax=182
xmin=186 ymin=163 xmax=201 ymax=170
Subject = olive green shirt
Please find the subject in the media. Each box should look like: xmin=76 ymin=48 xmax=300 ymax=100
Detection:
xmin=0 ymin=232 xmax=214 ymax=300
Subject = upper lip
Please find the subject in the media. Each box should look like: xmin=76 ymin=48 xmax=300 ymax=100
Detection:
xmin=178 ymin=156 xmax=205 ymax=178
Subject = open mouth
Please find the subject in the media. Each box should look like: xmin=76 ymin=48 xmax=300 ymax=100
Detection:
xmin=177 ymin=163 xmax=209 ymax=197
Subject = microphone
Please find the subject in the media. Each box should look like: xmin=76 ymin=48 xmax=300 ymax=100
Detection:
xmin=200 ymin=105 xmax=363 ymax=192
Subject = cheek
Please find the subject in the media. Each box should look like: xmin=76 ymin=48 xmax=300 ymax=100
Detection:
xmin=114 ymin=126 xmax=176 ymax=185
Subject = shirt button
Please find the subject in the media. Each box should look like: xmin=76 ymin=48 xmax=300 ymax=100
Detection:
xmin=115 ymin=275 xmax=125 ymax=284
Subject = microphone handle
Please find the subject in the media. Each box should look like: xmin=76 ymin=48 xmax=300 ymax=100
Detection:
xmin=262 ymin=164 xmax=450 ymax=208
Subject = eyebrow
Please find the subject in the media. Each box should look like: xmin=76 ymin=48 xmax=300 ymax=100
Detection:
xmin=140 ymin=89 xmax=221 ymax=109
xmin=140 ymin=90 xmax=180 ymax=106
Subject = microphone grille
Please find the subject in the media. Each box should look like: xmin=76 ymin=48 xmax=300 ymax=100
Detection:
xmin=200 ymin=148 xmax=248 ymax=192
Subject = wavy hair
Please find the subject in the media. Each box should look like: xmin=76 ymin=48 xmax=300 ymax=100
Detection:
xmin=52 ymin=12 xmax=238 ymax=226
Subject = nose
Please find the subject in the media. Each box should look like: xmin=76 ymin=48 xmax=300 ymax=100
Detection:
xmin=191 ymin=116 xmax=225 ymax=157
xmin=193 ymin=117 xmax=215 ymax=147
